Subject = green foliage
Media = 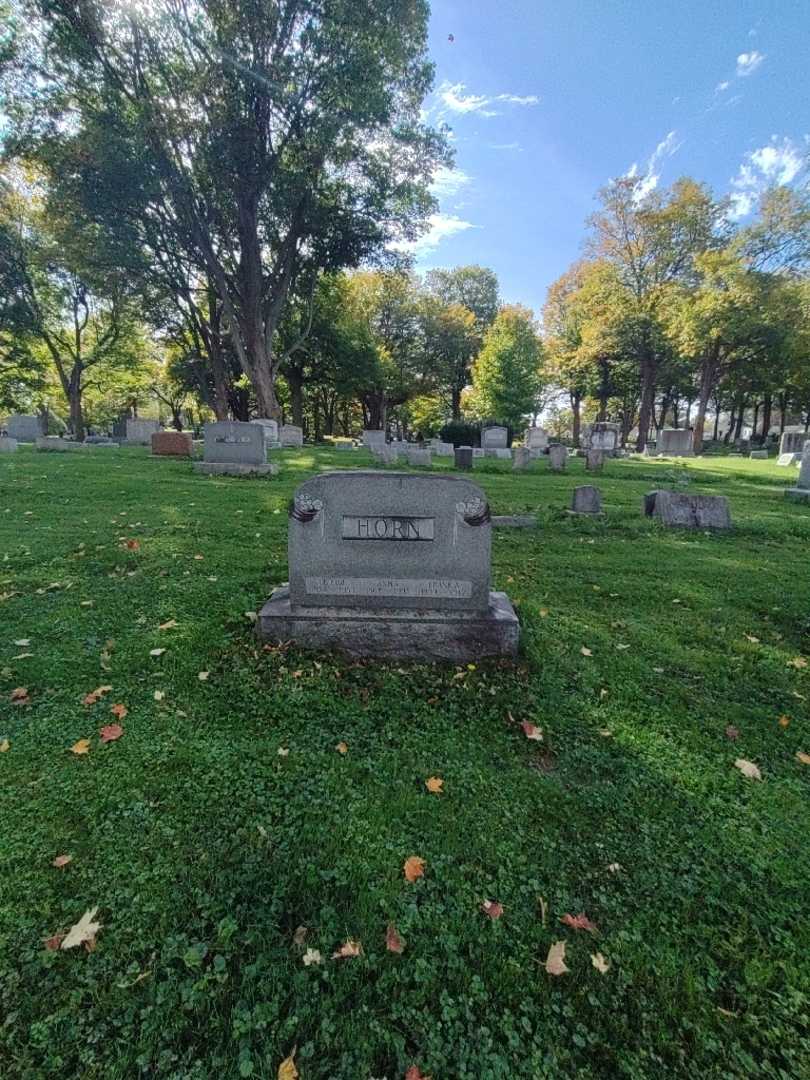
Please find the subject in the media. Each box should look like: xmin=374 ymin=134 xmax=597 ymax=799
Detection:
xmin=439 ymin=419 xmax=481 ymax=447
xmin=468 ymin=305 xmax=544 ymax=428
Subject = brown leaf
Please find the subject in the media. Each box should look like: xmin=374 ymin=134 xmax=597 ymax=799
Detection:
xmin=796 ymin=751 xmax=810 ymax=766
xmin=425 ymin=776 xmax=443 ymax=793
xmin=545 ymin=940 xmax=568 ymax=976
xmin=293 ymin=925 xmax=308 ymax=946
xmin=52 ymin=854 xmax=72 ymax=868
xmin=335 ymin=741 xmax=348 ymax=755
xmin=158 ymin=619 xmax=178 ymax=631
xmin=331 ymin=939 xmax=362 ymax=959
xmin=405 ymin=1068 xmax=432 ymax=1080
xmin=560 ymin=912 xmax=598 ymax=932
xmin=778 ymin=715 xmax=791 ymax=728
xmin=734 ymin=758 xmax=762 ymax=780
xmin=788 ymin=656 xmax=808 ymax=669
xmin=125 ymin=539 xmax=140 ymax=551
xmin=481 ymin=899 xmax=504 ymax=920
xmin=99 ymin=723 xmax=124 ymax=744
xmin=11 ymin=687 xmax=29 ymax=704
xmin=403 ymin=855 xmax=426 ymax=882
xmin=83 ymin=685 xmax=113 ymax=706
xmin=277 ymin=1047 xmax=298 ymax=1080
xmin=386 ymin=923 xmax=405 ymax=954
xmin=44 ymin=933 xmax=64 ymax=951
xmin=725 ymin=725 xmax=740 ymax=740
xmin=110 ymin=703 xmax=128 ymax=720
xmin=70 ymin=739 xmax=91 ymax=756
xmin=521 ymin=721 xmax=543 ymax=742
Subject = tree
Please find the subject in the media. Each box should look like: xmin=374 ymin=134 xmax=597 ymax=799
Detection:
xmin=425 ymin=265 xmax=500 ymax=337
xmin=468 ymin=305 xmax=543 ymax=429
xmin=10 ymin=0 xmax=448 ymax=419
xmin=421 ymin=299 xmax=478 ymax=420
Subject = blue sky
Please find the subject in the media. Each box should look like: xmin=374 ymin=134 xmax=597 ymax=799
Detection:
xmin=409 ymin=0 xmax=810 ymax=315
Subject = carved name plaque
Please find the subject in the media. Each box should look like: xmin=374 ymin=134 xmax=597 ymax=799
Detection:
xmin=306 ymin=576 xmax=471 ymax=598
xmin=341 ymin=515 xmax=434 ymax=541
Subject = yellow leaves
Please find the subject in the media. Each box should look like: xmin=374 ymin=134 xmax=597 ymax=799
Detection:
xmin=71 ymin=739 xmax=91 ymax=756
xmin=734 ymin=758 xmax=762 ymax=781
xmin=788 ymin=656 xmax=808 ymax=670
xmin=539 ymin=608 xmax=549 ymax=618
xmin=591 ymin=951 xmax=610 ymax=974
xmin=0 ymin=739 xmax=10 ymax=753
xmin=425 ymin=776 xmax=443 ymax=794
xmin=83 ymin=685 xmax=113 ymax=706
xmin=385 ymin=923 xmax=405 ymax=953
xmin=545 ymin=940 xmax=568 ymax=976
xmin=403 ymin=855 xmax=426 ymax=882
xmin=52 ymin=854 xmax=72 ymax=868
xmin=302 ymin=948 xmax=322 ymax=966
xmin=331 ymin=939 xmax=362 ymax=959
xmin=796 ymin=752 xmax=810 ymax=766
xmin=778 ymin=715 xmax=791 ymax=728
xmin=277 ymin=1048 xmax=298 ymax=1080
xmin=110 ymin=703 xmax=127 ymax=720
xmin=192 ymin=554 xmax=204 ymax=561
xmin=335 ymin=741 xmax=348 ymax=755
xmin=61 ymin=906 xmax=102 ymax=950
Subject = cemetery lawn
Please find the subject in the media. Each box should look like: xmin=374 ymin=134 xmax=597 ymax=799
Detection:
xmin=2 ymin=446 xmax=810 ymax=1080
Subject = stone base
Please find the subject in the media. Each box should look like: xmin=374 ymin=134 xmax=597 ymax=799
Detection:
xmin=36 ymin=437 xmax=83 ymax=451
xmin=785 ymin=487 xmax=810 ymax=503
xmin=491 ymin=514 xmax=537 ymax=528
xmin=257 ymin=585 xmax=519 ymax=661
xmin=194 ymin=462 xmax=278 ymax=477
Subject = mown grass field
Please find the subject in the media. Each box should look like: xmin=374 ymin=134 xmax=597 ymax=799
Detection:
xmin=1 ymin=444 xmax=809 ymax=1080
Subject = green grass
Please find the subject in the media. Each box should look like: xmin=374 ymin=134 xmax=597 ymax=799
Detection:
xmin=1 ymin=445 xmax=809 ymax=1079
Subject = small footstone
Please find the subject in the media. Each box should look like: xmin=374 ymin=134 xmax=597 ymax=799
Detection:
xmin=151 ymin=431 xmax=193 ymax=457
xmin=512 ymin=448 xmax=530 ymax=470
xmin=570 ymin=486 xmax=602 ymax=514
xmin=548 ymin=445 xmax=568 ymax=471
xmin=491 ymin=514 xmax=537 ymax=528
xmin=749 ymin=450 xmax=768 ymax=460
xmin=454 ymin=446 xmax=473 ymax=470
xmin=644 ymin=490 xmax=731 ymax=529
xmin=406 ymin=447 xmax=431 ymax=467
xmin=585 ymin=449 xmax=604 ymax=472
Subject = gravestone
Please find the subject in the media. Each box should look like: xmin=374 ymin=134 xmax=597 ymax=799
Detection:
xmin=643 ymin=442 xmax=657 ymax=457
xmin=657 ymin=428 xmax=693 ymax=457
xmin=585 ymin=449 xmax=605 ymax=472
xmin=252 ymin=418 xmax=280 ymax=448
xmin=0 ymin=436 xmax=18 ymax=453
xmin=376 ymin=444 xmax=398 ymax=465
xmin=777 ymin=452 xmax=801 ymax=467
xmin=489 ymin=448 xmax=512 ymax=460
xmin=7 ymin=415 xmax=42 ymax=442
xmin=644 ymin=490 xmax=731 ymax=529
xmin=257 ymin=471 xmax=519 ymax=660
xmin=548 ymin=444 xmax=568 ymax=471
xmin=126 ymin=419 xmax=162 ymax=445
xmin=785 ymin=443 xmax=810 ymax=503
xmin=749 ymin=449 xmax=768 ymax=460
xmin=571 ymin=485 xmax=603 ymax=514
xmin=362 ymin=429 xmax=386 ymax=451
xmin=472 ymin=448 xmax=485 ymax=459
xmin=334 ymin=439 xmax=354 ymax=451
xmin=491 ymin=514 xmax=537 ymax=528
xmin=432 ymin=441 xmax=454 ymax=457
xmin=525 ymin=426 xmax=548 ymax=452
xmin=280 ymin=424 xmax=304 ymax=447
xmin=406 ymin=446 xmax=431 ymax=468
xmin=454 ymin=446 xmax=473 ymax=470
xmin=152 ymin=431 xmax=193 ymax=457
xmin=584 ymin=422 xmax=620 ymax=455
xmin=194 ymin=420 xmax=277 ymax=476
xmin=513 ymin=447 xmax=530 ymax=470
xmin=481 ymin=425 xmax=508 ymax=450
xmin=779 ymin=431 xmax=808 ymax=456
xmin=36 ymin=436 xmax=83 ymax=452
xmin=84 ymin=435 xmax=118 ymax=446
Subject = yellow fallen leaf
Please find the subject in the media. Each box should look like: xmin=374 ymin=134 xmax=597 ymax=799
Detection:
xmin=404 ymin=855 xmax=426 ymax=882
xmin=198 ymin=671 xmax=210 ymax=682
xmin=0 ymin=739 xmax=10 ymax=752
xmin=158 ymin=619 xmax=178 ymax=631
xmin=788 ymin=656 xmax=808 ymax=669
xmin=778 ymin=715 xmax=790 ymax=728
xmin=71 ymin=739 xmax=91 ymax=756
xmin=302 ymin=948 xmax=322 ymax=966
xmin=545 ymin=940 xmax=568 ymax=976
xmin=277 ymin=1047 xmax=298 ymax=1080
xmin=61 ymin=906 xmax=101 ymax=950
xmin=110 ymin=703 xmax=127 ymax=720
xmin=335 ymin=741 xmax=348 ymax=754
xmin=734 ymin=758 xmax=762 ymax=780
xmin=581 ymin=647 xmax=592 ymax=657
xmin=153 ymin=690 xmax=165 ymax=702
xmin=425 ymin=776 xmax=444 ymax=793
xmin=591 ymin=951 xmax=610 ymax=974
xmin=331 ymin=939 xmax=362 ymax=959
xmin=539 ymin=608 xmax=549 ymax=618
xmin=796 ymin=752 xmax=810 ymax=766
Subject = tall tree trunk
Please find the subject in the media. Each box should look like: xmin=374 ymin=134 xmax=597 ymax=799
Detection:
xmin=570 ymin=389 xmax=581 ymax=448
xmin=778 ymin=393 xmax=788 ymax=434
xmin=451 ymin=386 xmax=462 ymax=421
xmin=636 ymin=353 xmax=657 ymax=452
xmin=672 ymin=398 xmax=680 ymax=428
xmin=68 ymin=372 xmax=85 ymax=441
xmin=733 ymin=398 xmax=746 ymax=441
xmin=751 ymin=401 xmax=760 ymax=440
xmin=761 ymin=394 xmax=772 ymax=441
xmin=288 ymin=369 xmax=304 ymax=427
xmin=724 ymin=404 xmax=736 ymax=445
xmin=692 ymin=344 xmax=719 ymax=455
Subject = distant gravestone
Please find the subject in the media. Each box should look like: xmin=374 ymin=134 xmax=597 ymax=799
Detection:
xmin=785 ymin=443 xmax=810 ymax=503
xmin=779 ymin=431 xmax=808 ymax=456
xmin=481 ymin=425 xmax=508 ymax=450
xmin=194 ymin=420 xmax=277 ymax=476
xmin=548 ymin=444 xmax=568 ymax=471
xmin=749 ymin=449 xmax=768 ymax=460
xmin=280 ymin=424 xmax=304 ymax=448
xmin=585 ymin=449 xmax=605 ymax=472
xmin=513 ymin=447 xmax=530 ymax=470
xmin=644 ymin=490 xmax=731 ymax=529
xmin=489 ymin=448 xmax=512 ymax=460
xmin=36 ymin=436 xmax=83 ymax=452
xmin=454 ymin=446 xmax=473 ymax=470
xmin=257 ymin=471 xmax=519 ymax=660
xmin=152 ymin=431 xmax=193 ymax=457
xmin=657 ymin=429 xmax=693 ymax=457
xmin=406 ymin=446 xmax=431 ymax=468
xmin=126 ymin=419 xmax=162 ymax=445
xmin=7 ymin=415 xmax=42 ymax=442
xmin=362 ymin=429 xmax=386 ymax=451
xmin=777 ymin=452 xmax=801 ymax=467
xmin=376 ymin=444 xmax=398 ymax=465
xmin=252 ymin=418 xmax=280 ymax=448
xmin=643 ymin=442 xmax=657 ymax=457
xmin=525 ymin=426 xmax=548 ymax=452
xmin=0 ymin=436 xmax=18 ymax=453
xmin=334 ymin=439 xmax=353 ymax=451
xmin=584 ymin=422 xmax=620 ymax=455
xmin=571 ymin=485 xmax=603 ymax=514
xmin=432 ymin=441 xmax=454 ymax=457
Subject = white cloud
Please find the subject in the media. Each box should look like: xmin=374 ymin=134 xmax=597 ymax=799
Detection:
xmin=716 ymin=80 xmax=730 ymax=92
xmin=429 ymin=166 xmax=472 ymax=198
xmin=627 ymin=130 xmax=683 ymax=200
xmin=729 ymin=136 xmax=806 ymax=220
xmin=390 ymin=213 xmax=476 ymax=258
xmin=736 ymin=50 xmax=765 ymax=77
xmin=495 ymin=93 xmax=540 ymax=106
xmin=490 ymin=141 xmax=523 ymax=152
xmin=435 ymin=80 xmax=539 ymax=119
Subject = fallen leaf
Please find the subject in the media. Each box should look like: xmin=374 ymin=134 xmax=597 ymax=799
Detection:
xmin=481 ymin=900 xmax=504 ymax=920
xmin=44 ymin=933 xmax=64 ymax=951
xmin=70 ymin=739 xmax=91 ymax=756
xmin=277 ymin=1048 xmax=298 ymax=1080
xmin=744 ymin=634 xmax=760 ymax=644
xmin=403 ymin=855 xmax=426 ymax=882
xmin=153 ymin=690 xmax=165 ymax=702
xmin=716 ymin=1007 xmax=738 ymax=1018
xmin=99 ymin=723 xmax=124 ymax=744
xmin=83 ymin=685 xmax=113 ymax=706
xmin=778 ymin=715 xmax=791 ymax=728
xmin=197 ymin=671 xmax=210 ymax=682
xmin=158 ymin=619 xmax=178 ymax=631
xmin=725 ymin=725 xmax=740 ymax=740
xmin=616 ymin=643 xmax=631 ymax=650
xmin=405 ymin=1068 xmax=431 ymax=1080
xmin=425 ymin=776 xmax=444 ymax=793
xmin=521 ymin=721 xmax=543 ymax=742
xmin=125 ymin=539 xmax=140 ymax=551
xmin=61 ymin=906 xmax=102 ymax=950
xmin=0 ymin=739 xmax=9 ymax=752
xmin=796 ymin=751 xmax=810 ymax=766
xmin=52 ymin=854 xmax=72 ymax=868
xmin=149 ymin=648 xmax=166 ymax=658
xmin=302 ymin=948 xmax=322 ymax=966
xmin=193 ymin=554 xmax=204 ymax=561
xmin=110 ymin=703 xmax=127 ymax=720
xmin=580 ymin=647 xmax=592 ymax=657
xmin=244 ymin=611 xmax=258 ymax=622
xmin=545 ymin=940 xmax=568 ymax=976
xmin=560 ymin=912 xmax=598 ymax=932
xmin=607 ymin=862 xmax=622 ymax=873
xmin=598 ymin=728 xmax=613 ymax=738
xmin=335 ymin=741 xmax=348 ymax=754
xmin=788 ymin=656 xmax=808 ymax=669
xmin=591 ymin=951 xmax=610 ymax=974
xmin=331 ymin=939 xmax=362 ymax=958
xmin=293 ymin=925 xmax=308 ymax=945
xmin=11 ymin=687 xmax=29 ymax=704
xmin=538 ymin=895 xmax=548 ymax=926
xmin=734 ymin=758 xmax=762 ymax=780
xmin=277 ymin=746 xmax=290 ymax=757
xmin=13 ymin=638 xmax=30 ymax=647
xmin=539 ymin=608 xmax=549 ymax=618
xmin=386 ymin=923 xmax=405 ymax=953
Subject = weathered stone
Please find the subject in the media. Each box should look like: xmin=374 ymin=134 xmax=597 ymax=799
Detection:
xmin=486 ymin=448 xmax=512 ymax=460
xmin=362 ymin=429 xmax=386 ymax=450
xmin=785 ymin=443 xmax=810 ymax=502
xmin=252 ymin=418 xmax=280 ymax=447
xmin=525 ymin=426 xmax=548 ymax=450
xmin=126 ymin=418 xmax=162 ymax=445
xmin=777 ymin=452 xmax=801 ymax=467
xmin=585 ymin=449 xmax=605 ymax=472
xmin=548 ymin=444 xmax=568 ymax=471
xmin=193 ymin=420 xmax=276 ymax=475
xmin=512 ymin=447 xmax=531 ymax=470
xmin=571 ymin=485 xmax=603 ymax=514
xmin=491 ymin=514 xmax=536 ymax=528
xmin=454 ymin=446 xmax=473 ymax=470
xmin=406 ymin=446 xmax=431 ymax=468
xmin=280 ymin=424 xmax=304 ymax=447
xmin=583 ymin=421 xmax=620 ymax=454
xmin=36 ymin=436 xmax=83 ymax=452
xmin=257 ymin=471 xmax=518 ymax=660
xmin=376 ymin=444 xmax=399 ymax=465
xmin=334 ymin=439 xmax=354 ymax=451
xmin=432 ymin=441 xmax=454 ymax=457
xmin=151 ymin=431 xmax=193 ymax=457
xmin=644 ymin=490 xmax=732 ymax=529
xmin=643 ymin=442 xmax=657 ymax=457
xmin=472 ymin=448 xmax=485 ymax=458
xmin=779 ymin=431 xmax=808 ymax=456
xmin=749 ymin=449 xmax=769 ymax=460
xmin=481 ymin=425 xmax=508 ymax=450
xmin=657 ymin=428 xmax=693 ymax=456
xmin=0 ymin=436 xmax=18 ymax=452
xmin=6 ymin=415 xmax=42 ymax=441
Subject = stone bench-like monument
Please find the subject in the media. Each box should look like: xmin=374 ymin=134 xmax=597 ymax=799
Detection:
xmin=644 ymin=490 xmax=731 ymax=529
xmin=194 ymin=420 xmax=278 ymax=476
xmin=257 ymin=471 xmax=519 ymax=660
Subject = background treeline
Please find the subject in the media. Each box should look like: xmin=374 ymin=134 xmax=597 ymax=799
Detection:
xmin=0 ymin=1 xmax=808 ymax=449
